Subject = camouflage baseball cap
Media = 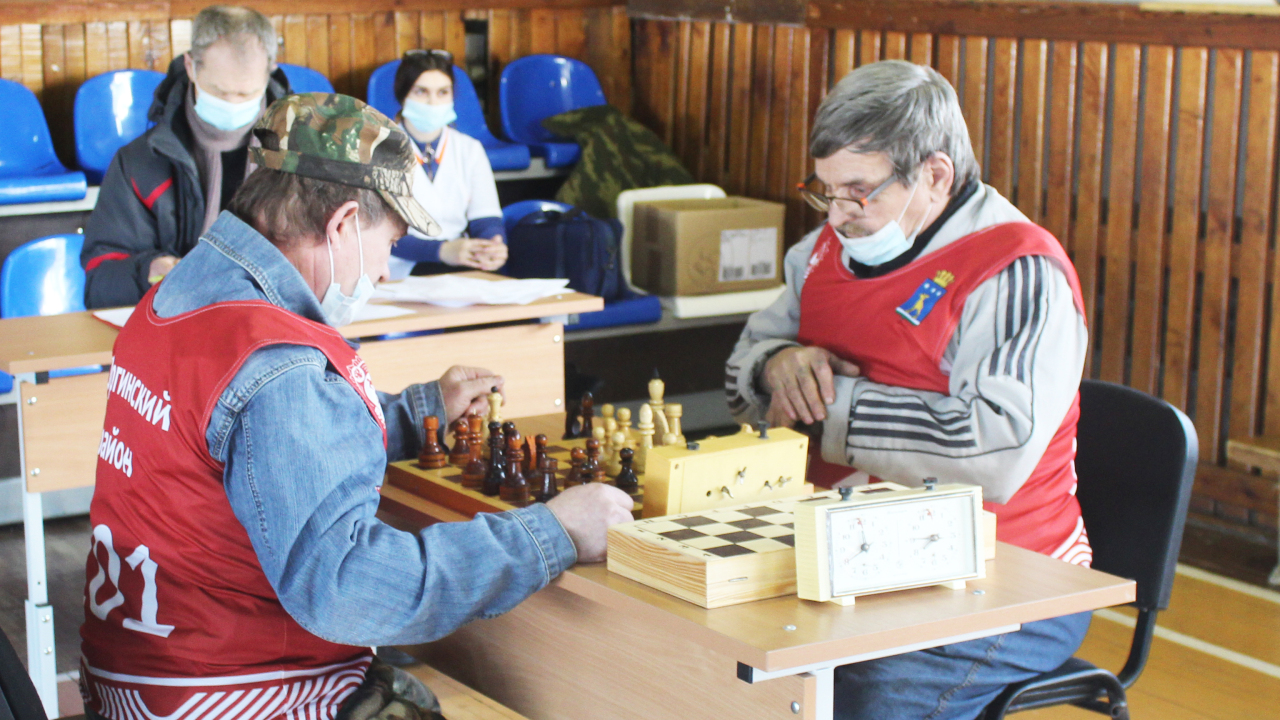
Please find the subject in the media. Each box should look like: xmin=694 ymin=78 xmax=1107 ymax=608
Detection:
xmin=251 ymin=92 xmax=441 ymax=236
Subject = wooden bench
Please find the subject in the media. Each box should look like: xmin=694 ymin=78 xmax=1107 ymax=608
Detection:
xmin=403 ymin=664 xmax=532 ymax=720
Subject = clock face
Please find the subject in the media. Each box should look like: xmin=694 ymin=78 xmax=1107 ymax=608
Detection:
xmin=826 ymin=493 xmax=979 ymax=596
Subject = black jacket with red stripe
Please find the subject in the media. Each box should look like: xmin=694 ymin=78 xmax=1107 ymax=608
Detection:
xmin=80 ymin=55 xmax=290 ymax=309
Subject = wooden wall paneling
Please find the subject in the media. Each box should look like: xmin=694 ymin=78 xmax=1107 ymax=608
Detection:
xmin=373 ymin=11 xmax=398 ymax=65
xmin=530 ymin=9 xmax=556 ymax=55
xmin=443 ymin=10 xmax=466 ymax=62
xmin=281 ymin=15 xmax=305 ymax=66
xmin=1163 ymin=47 xmax=1208 ymax=410
xmin=702 ymin=21 xmax=731 ymax=185
xmin=1194 ymin=47 xmax=1244 ymax=461
xmin=147 ymin=17 xmax=170 ymax=69
xmin=63 ymin=22 xmax=87 ymax=91
xmin=268 ymin=15 xmax=283 ymax=60
xmin=785 ymin=27 xmax=821 ymax=245
xmin=583 ymin=6 xmax=632 ymax=112
xmin=106 ymin=20 xmax=128 ymax=72
xmin=765 ymin=25 xmax=795 ymax=204
xmin=1129 ymin=45 xmax=1174 ymax=396
xmin=962 ymin=36 xmax=988 ymax=166
xmin=833 ymin=28 xmax=855 ymax=82
xmin=513 ymin=9 xmax=532 ymax=60
xmin=20 ymin=23 xmax=41 ymax=91
xmin=883 ymin=31 xmax=906 ymax=60
xmin=1015 ymin=39 xmax=1047 ymax=222
xmin=0 ymin=26 xmax=21 ymax=84
xmin=421 ymin=10 xmax=445 ymax=50
xmin=127 ymin=20 xmax=147 ymax=69
xmin=85 ymin=23 xmax=109 ymax=79
xmin=1098 ymin=43 xmax=1141 ymax=385
xmin=803 ymin=27 xmax=830 ymax=234
xmin=40 ymin=25 xmax=71 ymax=167
xmin=936 ymin=34 xmax=960 ymax=89
xmin=306 ymin=15 xmax=330 ymax=77
xmin=987 ymin=37 xmax=1017 ymax=198
xmin=1228 ymin=51 xmax=1278 ymax=443
xmin=683 ymin=21 xmax=711 ymax=177
xmin=746 ymin=23 xmax=775 ymax=199
xmin=487 ymin=8 xmax=512 ymax=127
xmin=395 ymin=11 xmax=420 ymax=56
xmin=909 ymin=32 xmax=932 ymax=66
xmin=327 ymin=14 xmax=352 ymax=96
xmin=671 ymin=20 xmax=693 ymax=168
xmin=555 ymin=8 xmax=587 ymax=60
xmin=857 ymin=29 xmax=880 ymax=66
xmin=726 ymin=22 xmax=755 ymax=196
xmin=643 ymin=19 xmax=676 ymax=148
xmin=1073 ymin=42 xmax=1109 ymax=343
xmin=350 ymin=14 xmax=376 ymax=106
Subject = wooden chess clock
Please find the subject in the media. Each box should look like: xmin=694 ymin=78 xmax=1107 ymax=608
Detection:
xmin=642 ymin=425 xmax=811 ymax=517
xmin=794 ymin=480 xmax=985 ymax=606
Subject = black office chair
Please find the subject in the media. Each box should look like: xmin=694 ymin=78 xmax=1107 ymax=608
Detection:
xmin=983 ymin=380 xmax=1198 ymax=720
xmin=0 ymin=625 xmax=48 ymax=720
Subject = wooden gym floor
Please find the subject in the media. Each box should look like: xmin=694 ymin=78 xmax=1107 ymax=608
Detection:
xmin=2 ymin=515 xmax=1277 ymax=719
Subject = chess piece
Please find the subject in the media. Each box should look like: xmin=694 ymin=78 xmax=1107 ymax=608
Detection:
xmin=506 ymin=432 xmax=524 ymax=481
xmin=532 ymin=456 xmax=560 ymax=503
xmin=636 ymin=403 xmax=656 ymax=474
xmin=662 ymin=431 xmax=679 ymax=447
xmin=648 ymin=370 xmax=671 ymax=439
xmin=604 ymin=417 xmax=619 ymax=452
xmin=461 ymin=442 xmax=485 ymax=490
xmin=578 ymin=392 xmax=596 ymax=439
xmin=579 ymin=439 xmax=601 ymax=483
xmin=487 ymin=387 xmax=504 ymax=426
xmin=614 ymin=447 xmax=639 ymax=494
xmin=449 ymin=419 xmax=471 ymax=466
xmin=616 ymin=407 xmax=632 ymax=440
xmin=563 ymin=397 xmax=581 ymax=440
xmin=483 ymin=422 xmax=506 ymax=496
xmin=418 ymin=416 xmax=447 ymax=469
xmin=533 ymin=434 xmax=549 ymax=475
xmin=600 ymin=403 xmax=615 ymax=427
xmin=500 ymin=447 xmax=530 ymax=505
xmin=608 ymin=431 xmax=628 ymax=476
xmin=565 ymin=447 xmax=587 ymax=487
xmin=592 ymin=426 xmax=607 ymax=459
xmin=666 ymin=403 xmax=685 ymax=446
xmin=467 ymin=413 xmax=485 ymax=459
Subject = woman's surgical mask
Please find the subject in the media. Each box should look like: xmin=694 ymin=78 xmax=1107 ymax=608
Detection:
xmin=320 ymin=214 xmax=376 ymax=327
xmin=834 ymin=179 xmax=931 ymax=267
xmin=192 ymin=80 xmax=263 ymax=131
xmin=402 ymin=99 xmax=457 ymax=135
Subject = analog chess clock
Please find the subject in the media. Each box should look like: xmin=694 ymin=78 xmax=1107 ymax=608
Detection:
xmin=794 ymin=480 xmax=985 ymax=606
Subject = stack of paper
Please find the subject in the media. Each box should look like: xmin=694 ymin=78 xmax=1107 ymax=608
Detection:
xmin=373 ymin=276 xmax=570 ymax=308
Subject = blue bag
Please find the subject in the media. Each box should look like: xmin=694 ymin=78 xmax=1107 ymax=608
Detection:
xmin=504 ymin=208 xmax=628 ymax=302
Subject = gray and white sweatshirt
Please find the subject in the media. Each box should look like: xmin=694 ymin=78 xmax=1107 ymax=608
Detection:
xmin=724 ymin=184 xmax=1087 ymax=503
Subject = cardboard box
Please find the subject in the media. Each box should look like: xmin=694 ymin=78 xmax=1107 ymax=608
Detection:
xmin=631 ymin=197 xmax=785 ymax=297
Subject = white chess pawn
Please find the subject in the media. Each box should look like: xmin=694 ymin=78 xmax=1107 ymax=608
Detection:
xmin=648 ymin=376 xmax=671 ymax=438
xmin=662 ymin=431 xmax=678 ymax=447
xmin=636 ymin=404 xmax=656 ymax=474
xmin=605 ymin=417 xmax=619 ymax=454
xmin=665 ymin=403 xmax=685 ymax=446
xmin=601 ymin=403 xmax=616 ymax=424
xmin=617 ymin=407 xmax=633 ymax=441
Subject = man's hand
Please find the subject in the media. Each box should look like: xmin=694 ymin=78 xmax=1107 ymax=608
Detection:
xmin=148 ymin=255 xmax=179 ymax=284
xmin=763 ymin=346 xmax=861 ymax=426
xmin=545 ymin=483 xmax=634 ymax=563
xmin=438 ymin=365 xmax=504 ymax=423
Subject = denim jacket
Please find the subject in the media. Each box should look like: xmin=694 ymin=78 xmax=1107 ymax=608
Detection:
xmin=149 ymin=211 xmax=577 ymax=646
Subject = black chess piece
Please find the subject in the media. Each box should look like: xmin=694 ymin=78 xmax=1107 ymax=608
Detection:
xmin=614 ymin=447 xmax=639 ymax=493
xmin=578 ymin=391 xmax=595 ymax=439
xmin=563 ymin=398 xmax=581 ymax=440
xmin=533 ymin=457 xmax=559 ymax=503
xmin=483 ymin=422 xmax=506 ymax=496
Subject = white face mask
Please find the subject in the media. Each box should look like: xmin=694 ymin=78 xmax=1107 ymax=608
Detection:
xmin=320 ymin=214 xmax=376 ymax=327
xmin=192 ymin=78 xmax=264 ymax=131
xmin=834 ymin=179 xmax=931 ymax=267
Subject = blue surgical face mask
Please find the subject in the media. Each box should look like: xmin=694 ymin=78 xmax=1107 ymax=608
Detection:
xmin=834 ymin=179 xmax=930 ymax=267
xmin=402 ymin=99 xmax=457 ymax=135
xmin=192 ymin=79 xmax=263 ymax=131
xmin=320 ymin=214 xmax=377 ymax=327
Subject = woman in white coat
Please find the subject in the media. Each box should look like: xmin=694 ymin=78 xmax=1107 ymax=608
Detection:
xmin=388 ymin=49 xmax=507 ymax=278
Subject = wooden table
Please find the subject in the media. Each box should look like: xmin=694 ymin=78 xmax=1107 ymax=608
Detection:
xmin=1 ymin=275 xmax=601 ymax=717
xmin=378 ymin=416 xmax=1137 ymax=720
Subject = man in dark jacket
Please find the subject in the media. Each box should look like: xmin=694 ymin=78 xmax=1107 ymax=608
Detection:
xmin=81 ymin=5 xmax=291 ymax=308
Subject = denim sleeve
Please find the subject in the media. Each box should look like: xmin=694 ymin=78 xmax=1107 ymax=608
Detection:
xmin=391 ymin=235 xmax=444 ymax=263
xmin=378 ymin=382 xmax=445 ymax=463
xmin=207 ymin=345 xmax=578 ymax=646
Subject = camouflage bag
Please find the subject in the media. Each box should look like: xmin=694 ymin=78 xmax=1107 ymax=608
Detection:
xmin=335 ymin=658 xmax=446 ymax=720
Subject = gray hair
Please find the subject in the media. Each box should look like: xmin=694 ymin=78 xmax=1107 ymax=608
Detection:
xmin=810 ymin=60 xmax=979 ymax=195
xmin=191 ymin=5 xmax=277 ymax=67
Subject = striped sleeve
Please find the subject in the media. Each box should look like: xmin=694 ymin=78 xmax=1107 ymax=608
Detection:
xmin=823 ymin=255 xmax=1086 ymax=503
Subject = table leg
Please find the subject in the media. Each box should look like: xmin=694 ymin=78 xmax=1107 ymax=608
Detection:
xmin=14 ymin=373 xmax=59 ymax=718
xmin=801 ymin=668 xmax=834 ymax=720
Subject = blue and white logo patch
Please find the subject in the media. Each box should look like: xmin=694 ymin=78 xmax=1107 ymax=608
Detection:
xmin=896 ymin=271 xmax=955 ymax=326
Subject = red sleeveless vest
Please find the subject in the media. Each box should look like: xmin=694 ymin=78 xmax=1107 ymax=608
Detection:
xmin=80 ymin=285 xmax=386 ymax=720
xmin=798 ymin=222 xmax=1092 ymax=565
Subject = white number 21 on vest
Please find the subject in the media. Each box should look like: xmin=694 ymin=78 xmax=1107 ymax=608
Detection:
xmin=88 ymin=524 xmax=175 ymax=638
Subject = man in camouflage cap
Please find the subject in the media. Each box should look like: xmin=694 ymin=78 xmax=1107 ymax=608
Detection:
xmin=78 ymin=93 xmax=634 ymax=720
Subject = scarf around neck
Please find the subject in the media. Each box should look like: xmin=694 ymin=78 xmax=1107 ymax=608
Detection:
xmin=183 ymin=83 xmax=264 ymax=234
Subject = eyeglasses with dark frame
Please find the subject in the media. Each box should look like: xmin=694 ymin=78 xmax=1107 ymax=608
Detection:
xmin=796 ymin=172 xmax=897 ymax=216
xmin=404 ymin=48 xmax=454 ymax=63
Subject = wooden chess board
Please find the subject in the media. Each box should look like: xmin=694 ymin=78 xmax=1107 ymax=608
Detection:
xmin=606 ymin=493 xmax=841 ymax=608
xmin=386 ymin=435 xmax=646 ymax=517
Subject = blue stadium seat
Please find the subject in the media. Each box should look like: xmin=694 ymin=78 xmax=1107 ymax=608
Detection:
xmin=74 ymin=70 xmax=165 ymax=185
xmin=1 ymin=234 xmax=101 ymax=382
xmin=278 ymin=63 xmax=335 ymax=94
xmin=367 ymin=60 xmax=531 ymax=172
xmin=501 ymin=200 xmax=661 ymax=331
xmin=499 ymin=55 xmax=606 ymax=168
xmin=0 ymin=79 xmax=88 ymax=205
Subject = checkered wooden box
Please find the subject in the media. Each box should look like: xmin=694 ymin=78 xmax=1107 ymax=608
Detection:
xmin=606 ymin=492 xmax=839 ymax=608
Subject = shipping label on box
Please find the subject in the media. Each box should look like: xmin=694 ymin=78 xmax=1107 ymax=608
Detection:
xmin=719 ymin=227 xmax=778 ymax=282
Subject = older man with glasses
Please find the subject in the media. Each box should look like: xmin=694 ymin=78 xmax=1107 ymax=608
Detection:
xmin=725 ymin=60 xmax=1092 ymax=720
